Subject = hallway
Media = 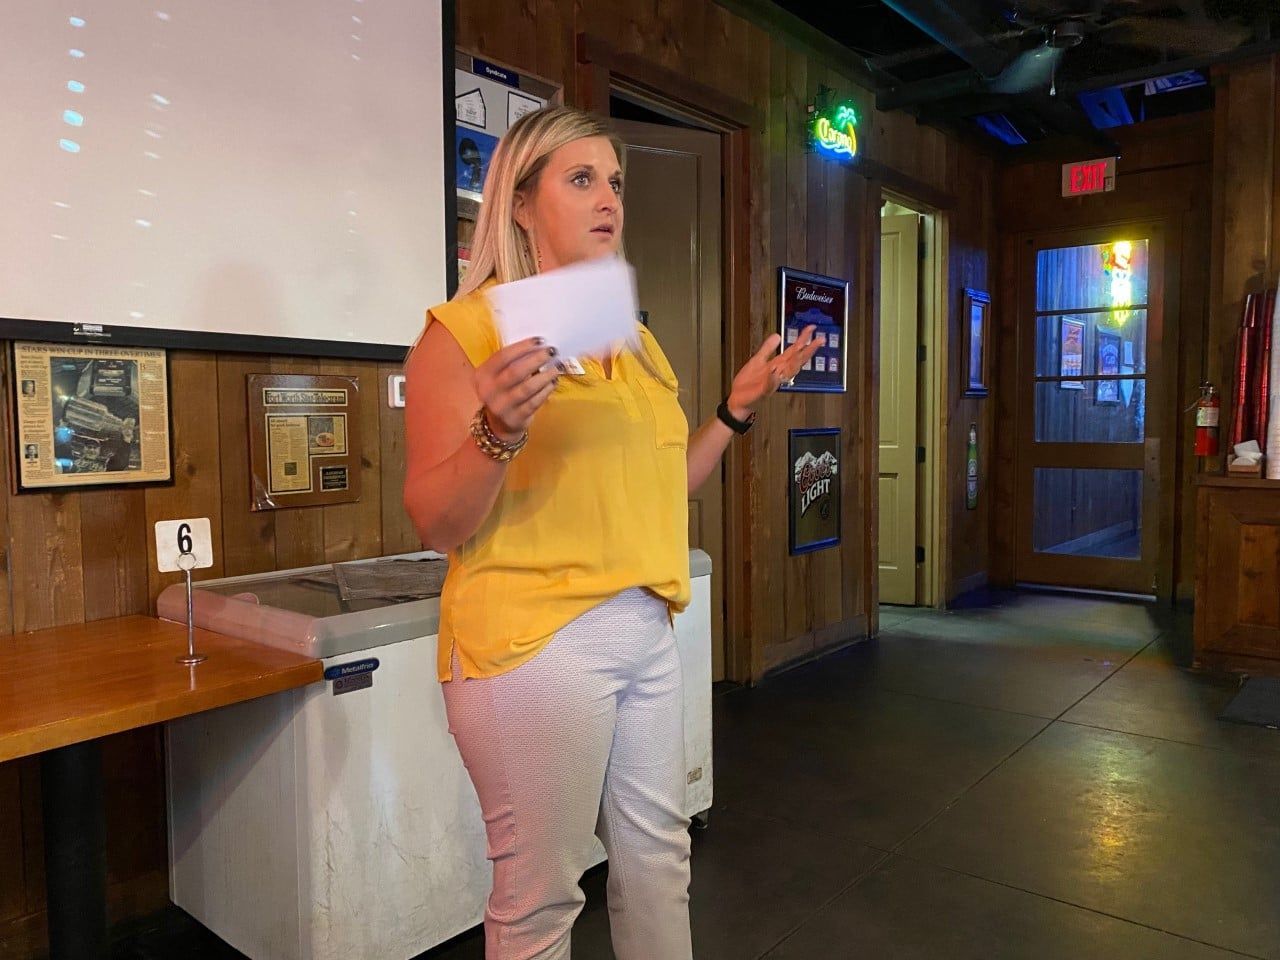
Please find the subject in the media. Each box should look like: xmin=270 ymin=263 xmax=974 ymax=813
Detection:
xmin=120 ymin=594 xmax=1280 ymax=959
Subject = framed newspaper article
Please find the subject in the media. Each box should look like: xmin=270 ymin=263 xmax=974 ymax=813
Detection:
xmin=246 ymin=373 xmax=362 ymax=511
xmin=11 ymin=341 xmax=172 ymax=491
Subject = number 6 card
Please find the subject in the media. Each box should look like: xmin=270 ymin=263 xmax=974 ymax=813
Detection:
xmin=154 ymin=518 xmax=214 ymax=573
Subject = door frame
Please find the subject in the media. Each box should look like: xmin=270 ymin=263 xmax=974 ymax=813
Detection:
xmin=1010 ymin=217 xmax=1180 ymax=597
xmin=575 ymin=34 xmax=758 ymax=681
xmin=880 ymin=189 xmax=948 ymax=609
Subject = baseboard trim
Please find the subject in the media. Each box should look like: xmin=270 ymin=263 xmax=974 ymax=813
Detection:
xmin=950 ymin=571 xmax=989 ymax=603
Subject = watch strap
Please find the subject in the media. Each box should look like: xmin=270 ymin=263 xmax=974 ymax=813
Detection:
xmin=716 ymin=399 xmax=755 ymax=435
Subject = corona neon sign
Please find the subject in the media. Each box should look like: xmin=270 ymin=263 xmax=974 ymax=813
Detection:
xmin=811 ymin=102 xmax=859 ymax=161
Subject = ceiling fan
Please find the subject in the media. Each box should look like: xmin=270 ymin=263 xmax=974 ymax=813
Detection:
xmin=992 ymin=0 xmax=1252 ymax=95
xmin=871 ymin=0 xmax=1253 ymax=100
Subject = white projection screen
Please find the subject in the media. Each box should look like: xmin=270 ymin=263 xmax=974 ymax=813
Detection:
xmin=0 ymin=0 xmax=449 ymax=356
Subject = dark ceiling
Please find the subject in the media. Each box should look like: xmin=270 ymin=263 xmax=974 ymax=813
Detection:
xmin=772 ymin=0 xmax=1280 ymax=154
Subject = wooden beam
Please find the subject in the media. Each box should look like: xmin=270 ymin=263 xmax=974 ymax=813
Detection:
xmin=853 ymin=156 xmax=957 ymax=210
xmin=576 ymin=34 xmax=760 ymax=129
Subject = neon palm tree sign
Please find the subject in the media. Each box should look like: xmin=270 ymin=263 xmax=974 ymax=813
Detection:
xmin=810 ymin=102 xmax=859 ymax=161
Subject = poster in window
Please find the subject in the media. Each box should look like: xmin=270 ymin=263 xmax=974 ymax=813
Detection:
xmin=1060 ymin=317 xmax=1085 ymax=389
xmin=789 ymin=428 xmax=841 ymax=555
xmin=1096 ymin=330 xmax=1121 ymax=404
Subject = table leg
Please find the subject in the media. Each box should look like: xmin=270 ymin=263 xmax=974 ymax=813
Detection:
xmin=41 ymin=739 xmax=108 ymax=960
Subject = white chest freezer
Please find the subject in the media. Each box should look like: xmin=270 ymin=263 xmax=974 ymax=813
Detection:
xmin=158 ymin=550 xmax=713 ymax=960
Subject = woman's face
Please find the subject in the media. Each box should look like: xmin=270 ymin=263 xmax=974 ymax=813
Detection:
xmin=515 ymin=135 xmax=623 ymax=271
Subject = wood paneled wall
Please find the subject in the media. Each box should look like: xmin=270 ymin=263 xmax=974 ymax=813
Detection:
xmin=992 ymin=113 xmax=1213 ymax=600
xmin=1207 ymin=57 xmax=1280 ymax=463
xmin=0 ymin=351 xmax=415 ymax=955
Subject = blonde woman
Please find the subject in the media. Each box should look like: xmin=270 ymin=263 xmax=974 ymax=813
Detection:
xmin=404 ymin=106 xmax=821 ymax=959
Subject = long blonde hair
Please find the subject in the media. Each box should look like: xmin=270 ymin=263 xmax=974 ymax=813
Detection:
xmin=456 ymin=106 xmax=626 ymax=299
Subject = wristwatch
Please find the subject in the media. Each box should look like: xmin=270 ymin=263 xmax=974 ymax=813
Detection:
xmin=716 ymin=399 xmax=755 ymax=435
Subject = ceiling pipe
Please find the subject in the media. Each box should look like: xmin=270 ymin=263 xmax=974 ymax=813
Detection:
xmin=879 ymin=0 xmax=1012 ymax=78
xmin=1059 ymin=38 xmax=1280 ymax=94
xmin=877 ymin=70 xmax=986 ymax=111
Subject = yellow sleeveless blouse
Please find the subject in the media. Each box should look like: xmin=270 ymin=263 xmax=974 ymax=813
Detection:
xmin=424 ymin=285 xmax=691 ymax=680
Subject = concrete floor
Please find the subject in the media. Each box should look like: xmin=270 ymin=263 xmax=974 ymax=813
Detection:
xmin=118 ymin=592 xmax=1280 ymax=959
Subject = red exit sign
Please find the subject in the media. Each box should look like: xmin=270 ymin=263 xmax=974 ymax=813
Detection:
xmin=1061 ymin=157 xmax=1116 ymax=196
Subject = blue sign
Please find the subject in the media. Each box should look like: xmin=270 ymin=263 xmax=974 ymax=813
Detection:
xmin=324 ymin=658 xmax=380 ymax=682
xmin=473 ymin=58 xmax=518 ymax=88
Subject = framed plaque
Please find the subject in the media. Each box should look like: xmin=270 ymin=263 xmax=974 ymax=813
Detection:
xmin=11 ymin=341 xmax=172 ymax=492
xmin=247 ymin=374 xmax=362 ymax=510
xmin=778 ymin=267 xmax=849 ymax=394
xmin=789 ymin=428 xmax=841 ymax=555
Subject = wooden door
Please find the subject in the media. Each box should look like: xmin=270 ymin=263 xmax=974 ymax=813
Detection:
xmin=611 ymin=119 xmax=726 ymax=678
xmin=878 ymin=213 xmax=920 ymax=605
xmin=1014 ymin=224 xmax=1165 ymax=594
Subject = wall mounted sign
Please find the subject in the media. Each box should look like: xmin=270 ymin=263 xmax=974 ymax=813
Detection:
xmin=962 ymin=287 xmax=990 ymax=398
xmin=778 ymin=267 xmax=849 ymax=394
xmin=789 ymin=428 xmax=841 ymax=555
xmin=11 ymin=341 xmax=171 ymax=491
xmin=1061 ymin=156 xmax=1116 ymax=197
xmin=247 ymin=374 xmax=362 ymax=511
xmin=808 ymin=101 xmax=859 ymax=162
xmin=454 ymin=51 xmax=558 ymax=208
xmin=454 ymin=51 xmax=560 ymax=284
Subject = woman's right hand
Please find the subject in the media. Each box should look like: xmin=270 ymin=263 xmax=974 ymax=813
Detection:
xmin=475 ymin=338 xmax=561 ymax=442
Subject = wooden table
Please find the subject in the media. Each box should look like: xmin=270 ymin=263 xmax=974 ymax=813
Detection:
xmin=0 ymin=615 xmax=323 ymax=960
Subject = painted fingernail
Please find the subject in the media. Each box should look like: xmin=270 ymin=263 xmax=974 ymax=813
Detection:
xmin=534 ymin=337 xmax=546 ymax=345
xmin=556 ymin=362 xmax=568 ymax=374
xmin=548 ymin=346 xmax=558 ymax=357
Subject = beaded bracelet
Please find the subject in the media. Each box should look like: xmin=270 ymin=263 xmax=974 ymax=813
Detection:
xmin=469 ymin=408 xmax=528 ymax=463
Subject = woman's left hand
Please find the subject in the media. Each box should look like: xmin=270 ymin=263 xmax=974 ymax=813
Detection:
xmin=725 ymin=325 xmax=825 ymax=418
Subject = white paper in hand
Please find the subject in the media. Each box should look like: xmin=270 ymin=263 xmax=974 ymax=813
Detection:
xmin=486 ymin=256 xmax=641 ymax=359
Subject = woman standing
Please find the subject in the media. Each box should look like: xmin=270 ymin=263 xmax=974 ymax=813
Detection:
xmin=404 ymin=106 xmax=820 ymax=960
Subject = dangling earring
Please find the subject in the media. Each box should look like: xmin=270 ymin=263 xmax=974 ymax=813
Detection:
xmin=531 ymin=237 xmax=543 ymax=272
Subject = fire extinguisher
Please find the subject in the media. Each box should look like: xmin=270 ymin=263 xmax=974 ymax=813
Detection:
xmin=1194 ymin=381 xmax=1220 ymax=457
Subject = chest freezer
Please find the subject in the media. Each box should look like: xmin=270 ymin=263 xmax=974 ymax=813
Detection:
xmin=158 ymin=549 xmax=713 ymax=960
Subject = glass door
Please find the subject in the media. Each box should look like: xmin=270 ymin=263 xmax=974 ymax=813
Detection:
xmin=1015 ymin=225 xmax=1164 ymax=595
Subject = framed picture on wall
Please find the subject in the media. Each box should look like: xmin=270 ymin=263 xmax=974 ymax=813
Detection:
xmin=10 ymin=341 xmax=173 ymax=492
xmin=789 ymin=428 xmax=841 ymax=555
xmin=1096 ymin=330 xmax=1121 ymax=404
xmin=777 ymin=267 xmax=849 ymax=393
xmin=1059 ymin=317 xmax=1085 ymax=389
xmin=962 ymin=287 xmax=990 ymax=398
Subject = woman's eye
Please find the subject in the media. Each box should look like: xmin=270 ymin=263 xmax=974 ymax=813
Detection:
xmin=572 ymin=172 xmax=590 ymax=187
xmin=610 ymin=179 xmax=623 ymax=195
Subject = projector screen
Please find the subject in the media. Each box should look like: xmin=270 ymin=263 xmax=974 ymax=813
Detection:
xmin=0 ymin=0 xmax=449 ymax=356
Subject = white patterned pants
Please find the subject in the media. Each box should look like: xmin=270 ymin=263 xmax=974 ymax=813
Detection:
xmin=443 ymin=589 xmax=693 ymax=960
